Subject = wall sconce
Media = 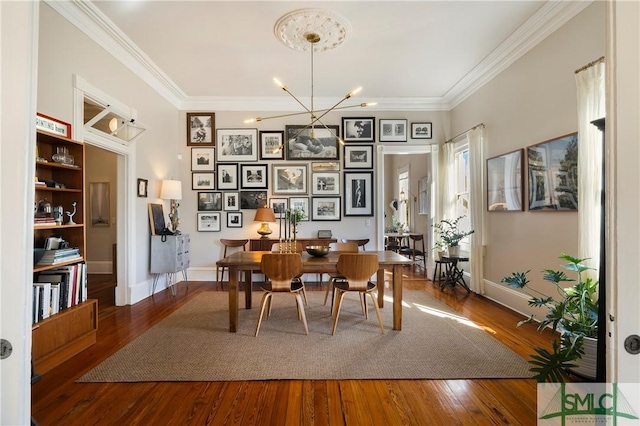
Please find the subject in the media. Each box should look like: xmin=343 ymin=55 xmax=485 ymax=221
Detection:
xmin=160 ymin=179 xmax=182 ymax=233
xmin=253 ymin=206 xmax=276 ymax=239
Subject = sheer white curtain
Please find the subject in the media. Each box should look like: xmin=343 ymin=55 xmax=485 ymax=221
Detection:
xmin=575 ymin=61 xmax=605 ymax=274
xmin=442 ymin=142 xmax=456 ymax=221
xmin=468 ymin=128 xmax=485 ymax=294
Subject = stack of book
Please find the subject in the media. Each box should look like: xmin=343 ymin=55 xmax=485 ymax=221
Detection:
xmin=34 ymin=217 xmax=56 ymax=227
xmin=33 ymin=262 xmax=87 ymax=323
xmin=36 ymin=247 xmax=81 ymax=265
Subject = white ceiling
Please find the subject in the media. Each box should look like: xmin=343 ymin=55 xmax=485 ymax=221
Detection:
xmin=54 ymin=1 xmax=591 ymax=111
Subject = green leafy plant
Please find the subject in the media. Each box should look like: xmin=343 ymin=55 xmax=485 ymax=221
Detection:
xmin=384 ymin=216 xmax=405 ymax=233
xmin=501 ymin=253 xmax=598 ymax=382
xmin=432 ymin=216 xmax=474 ymax=247
xmin=285 ymin=208 xmax=306 ymax=225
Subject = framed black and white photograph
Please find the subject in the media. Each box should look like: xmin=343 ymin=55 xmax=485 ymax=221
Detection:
xmin=260 ymin=130 xmax=284 ymax=160
xmin=240 ymin=191 xmax=267 ymax=209
xmin=487 ymin=149 xmax=523 ymax=212
xmin=342 ymin=117 xmax=375 ymax=142
xmin=240 ymin=164 xmax=268 ymax=189
xmin=312 ymin=197 xmax=341 ymax=221
xmin=527 ymin=132 xmax=578 ymax=211
xmin=216 ymin=128 xmax=258 ymax=162
xmin=192 ymin=172 xmax=215 ymax=190
xmin=285 ymin=125 xmax=340 ymax=160
xmin=411 ymin=122 xmax=432 ymax=139
xmin=187 ymin=112 xmax=215 ymax=146
xmin=197 ymin=191 xmax=222 ymax=211
xmin=197 ymin=212 xmax=221 ymax=232
xmin=223 ymin=192 xmax=239 ymax=211
xmin=216 ymin=163 xmax=238 ymax=190
xmin=269 ymin=197 xmax=288 ymax=219
xmin=344 ymin=171 xmax=374 ymax=216
xmin=312 ymin=172 xmax=340 ymax=195
xmin=379 ymin=119 xmax=407 ymax=142
xmin=137 ymin=178 xmax=148 ymax=198
xmin=191 ymin=147 xmax=215 ymax=171
xmin=288 ymin=197 xmax=310 ymax=221
xmin=227 ymin=212 xmax=243 ymax=228
xmin=344 ymin=145 xmax=373 ymax=169
xmin=272 ymin=164 xmax=308 ymax=194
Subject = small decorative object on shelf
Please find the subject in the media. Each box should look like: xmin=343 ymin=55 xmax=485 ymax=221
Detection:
xmin=53 ymin=206 xmax=64 ymax=225
xmin=66 ymin=201 xmax=77 ymax=225
xmin=52 ymin=146 xmax=74 ymax=166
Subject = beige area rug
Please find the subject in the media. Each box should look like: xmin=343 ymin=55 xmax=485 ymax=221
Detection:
xmin=78 ymin=290 xmax=531 ymax=382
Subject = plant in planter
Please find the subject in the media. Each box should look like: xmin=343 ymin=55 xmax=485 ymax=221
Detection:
xmin=433 ymin=239 xmax=448 ymax=259
xmin=384 ymin=216 xmax=405 ymax=233
xmin=285 ymin=208 xmax=306 ymax=234
xmin=432 ymin=216 xmax=474 ymax=256
xmin=501 ymin=253 xmax=598 ymax=382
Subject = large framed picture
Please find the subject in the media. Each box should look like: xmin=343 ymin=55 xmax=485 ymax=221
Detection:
xmin=216 ymin=128 xmax=258 ymax=162
xmin=527 ymin=132 xmax=578 ymax=211
xmin=197 ymin=212 xmax=221 ymax=232
xmin=311 ymin=197 xmax=341 ymax=221
xmin=343 ymin=145 xmax=373 ymax=169
xmin=285 ymin=125 xmax=340 ymax=160
xmin=259 ymin=130 xmax=284 ymax=160
xmin=311 ymin=172 xmax=340 ymax=195
xmin=344 ymin=171 xmax=374 ymax=216
xmin=411 ymin=122 xmax=432 ymax=139
xmin=216 ymin=163 xmax=238 ymax=190
xmin=187 ymin=112 xmax=215 ymax=146
xmin=269 ymin=197 xmax=288 ymax=219
xmin=342 ymin=117 xmax=375 ymax=142
xmin=90 ymin=182 xmax=110 ymax=226
xmin=240 ymin=191 xmax=267 ymax=209
xmin=288 ymin=197 xmax=310 ymax=221
xmin=272 ymin=164 xmax=308 ymax=194
xmin=240 ymin=164 xmax=268 ymax=189
xmin=192 ymin=172 xmax=215 ymax=190
xmin=227 ymin=212 xmax=243 ymax=228
xmin=223 ymin=192 xmax=239 ymax=211
xmin=197 ymin=191 xmax=222 ymax=211
xmin=487 ymin=149 xmax=524 ymax=212
xmin=191 ymin=147 xmax=215 ymax=171
xmin=379 ymin=119 xmax=407 ymax=142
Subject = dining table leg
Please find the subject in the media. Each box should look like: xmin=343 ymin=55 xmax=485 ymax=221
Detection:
xmin=244 ymin=268 xmax=252 ymax=309
xmin=392 ymin=264 xmax=403 ymax=330
xmin=376 ymin=268 xmax=385 ymax=308
xmin=229 ymin=265 xmax=238 ymax=332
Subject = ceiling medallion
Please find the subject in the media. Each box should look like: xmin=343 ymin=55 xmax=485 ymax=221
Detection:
xmin=274 ymin=8 xmax=352 ymax=52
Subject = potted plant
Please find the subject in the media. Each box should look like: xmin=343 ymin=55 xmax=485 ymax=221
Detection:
xmin=501 ymin=253 xmax=598 ymax=382
xmin=433 ymin=239 xmax=448 ymax=260
xmin=384 ymin=216 xmax=404 ymax=233
xmin=432 ymin=216 xmax=474 ymax=256
xmin=285 ymin=208 xmax=306 ymax=235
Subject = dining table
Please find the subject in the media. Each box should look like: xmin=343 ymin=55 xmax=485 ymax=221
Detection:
xmin=216 ymin=250 xmax=415 ymax=332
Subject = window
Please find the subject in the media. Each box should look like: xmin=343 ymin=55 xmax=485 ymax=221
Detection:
xmin=454 ymin=146 xmax=472 ymax=247
xmin=83 ymin=96 xmax=145 ymax=145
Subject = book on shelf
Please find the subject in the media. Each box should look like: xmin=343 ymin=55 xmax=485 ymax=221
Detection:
xmin=32 ymin=282 xmax=51 ymax=323
xmin=36 ymin=248 xmax=81 ymax=265
xmin=35 ymin=262 xmax=87 ymax=312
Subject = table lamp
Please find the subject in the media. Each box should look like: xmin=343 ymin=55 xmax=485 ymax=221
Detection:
xmin=161 ymin=179 xmax=182 ymax=233
xmin=254 ymin=206 xmax=276 ymax=239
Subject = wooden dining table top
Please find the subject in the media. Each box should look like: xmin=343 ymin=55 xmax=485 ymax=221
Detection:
xmin=217 ymin=250 xmax=415 ymax=332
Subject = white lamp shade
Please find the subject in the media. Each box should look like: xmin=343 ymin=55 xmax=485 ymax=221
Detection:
xmin=160 ymin=179 xmax=182 ymax=200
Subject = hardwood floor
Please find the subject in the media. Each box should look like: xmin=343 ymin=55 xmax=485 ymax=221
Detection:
xmin=32 ymin=266 xmax=550 ymax=425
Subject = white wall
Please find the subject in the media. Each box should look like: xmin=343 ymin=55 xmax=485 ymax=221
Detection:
xmin=450 ymin=2 xmax=606 ymax=314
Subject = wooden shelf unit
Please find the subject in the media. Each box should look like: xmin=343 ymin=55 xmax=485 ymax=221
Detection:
xmin=33 ymin=129 xmax=97 ymax=374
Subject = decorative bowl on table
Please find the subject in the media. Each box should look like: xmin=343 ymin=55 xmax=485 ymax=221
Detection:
xmin=306 ymin=245 xmax=330 ymax=257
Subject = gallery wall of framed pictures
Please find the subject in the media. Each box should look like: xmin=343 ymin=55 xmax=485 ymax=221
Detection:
xmin=185 ymin=111 xmax=437 ymax=230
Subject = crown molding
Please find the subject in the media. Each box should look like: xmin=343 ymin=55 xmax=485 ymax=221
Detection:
xmin=444 ymin=0 xmax=593 ymax=108
xmin=51 ymin=0 xmax=590 ymax=113
xmin=45 ymin=0 xmax=186 ymax=108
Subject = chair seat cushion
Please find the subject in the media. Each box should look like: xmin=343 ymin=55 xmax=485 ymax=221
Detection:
xmin=333 ymin=280 xmax=376 ymax=292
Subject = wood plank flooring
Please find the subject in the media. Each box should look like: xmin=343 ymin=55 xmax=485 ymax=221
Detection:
xmin=32 ymin=266 xmax=550 ymax=425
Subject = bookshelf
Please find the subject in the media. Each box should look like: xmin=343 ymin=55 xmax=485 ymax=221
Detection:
xmin=33 ymin=129 xmax=97 ymax=374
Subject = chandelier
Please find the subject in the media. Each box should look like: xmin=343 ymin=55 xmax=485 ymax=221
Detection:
xmin=244 ymin=9 xmax=376 ymax=143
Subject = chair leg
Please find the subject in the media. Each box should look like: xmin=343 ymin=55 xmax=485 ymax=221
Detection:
xmin=360 ymin=293 xmax=367 ymax=318
xmin=331 ymin=290 xmax=347 ymax=335
xmin=324 ymin=278 xmax=334 ymax=305
xmin=367 ymin=291 xmax=385 ymax=334
xmin=254 ymin=292 xmax=271 ymax=337
xmin=300 ymin=280 xmax=308 ymax=306
xmin=294 ymin=293 xmax=309 ymax=335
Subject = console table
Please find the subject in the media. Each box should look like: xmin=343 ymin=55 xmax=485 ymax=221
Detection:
xmin=150 ymin=233 xmax=190 ymax=295
xmin=439 ymin=254 xmax=471 ymax=293
xmin=249 ymin=238 xmax=337 ymax=251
